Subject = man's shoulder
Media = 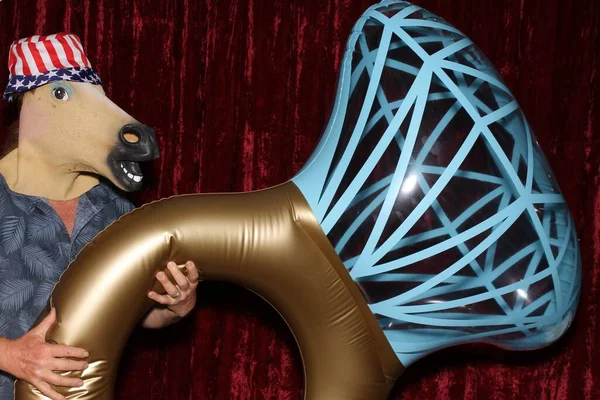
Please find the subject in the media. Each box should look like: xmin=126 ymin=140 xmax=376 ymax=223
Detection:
xmin=0 ymin=174 xmax=34 ymax=217
xmin=0 ymin=173 xmax=10 ymax=199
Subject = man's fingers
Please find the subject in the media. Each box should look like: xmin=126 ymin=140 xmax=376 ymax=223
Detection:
xmin=49 ymin=344 xmax=89 ymax=359
xmin=51 ymin=358 xmax=89 ymax=372
xmin=156 ymin=271 xmax=179 ymax=296
xmin=34 ymin=380 xmax=66 ymax=400
xmin=148 ymin=292 xmax=173 ymax=305
xmin=32 ymin=308 xmax=57 ymax=337
xmin=185 ymin=261 xmax=200 ymax=284
xmin=167 ymin=262 xmax=189 ymax=290
xmin=42 ymin=372 xmax=84 ymax=388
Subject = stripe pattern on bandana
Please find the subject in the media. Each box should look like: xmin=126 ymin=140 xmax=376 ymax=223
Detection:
xmin=3 ymin=33 xmax=102 ymax=100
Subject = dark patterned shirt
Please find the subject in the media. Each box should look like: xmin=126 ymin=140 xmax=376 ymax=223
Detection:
xmin=0 ymin=174 xmax=134 ymax=399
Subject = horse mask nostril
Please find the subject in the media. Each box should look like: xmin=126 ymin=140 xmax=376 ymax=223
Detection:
xmin=118 ymin=123 xmax=160 ymax=159
xmin=123 ymin=132 xmax=140 ymax=144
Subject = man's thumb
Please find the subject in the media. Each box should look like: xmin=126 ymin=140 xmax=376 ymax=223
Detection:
xmin=31 ymin=308 xmax=56 ymax=337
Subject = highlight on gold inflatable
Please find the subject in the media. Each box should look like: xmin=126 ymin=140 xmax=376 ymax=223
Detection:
xmin=13 ymin=1 xmax=581 ymax=399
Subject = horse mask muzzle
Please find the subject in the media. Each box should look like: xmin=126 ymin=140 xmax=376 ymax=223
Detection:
xmin=108 ymin=123 xmax=159 ymax=191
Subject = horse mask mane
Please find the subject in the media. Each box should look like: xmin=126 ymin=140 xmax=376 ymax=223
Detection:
xmin=0 ymin=33 xmax=159 ymax=201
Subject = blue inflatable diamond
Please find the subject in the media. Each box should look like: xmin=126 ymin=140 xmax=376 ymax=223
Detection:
xmin=292 ymin=0 xmax=581 ymax=366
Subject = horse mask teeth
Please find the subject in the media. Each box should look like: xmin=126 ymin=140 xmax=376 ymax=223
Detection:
xmin=113 ymin=159 xmax=144 ymax=187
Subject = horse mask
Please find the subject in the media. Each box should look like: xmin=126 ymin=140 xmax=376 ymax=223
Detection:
xmin=0 ymin=33 xmax=158 ymax=201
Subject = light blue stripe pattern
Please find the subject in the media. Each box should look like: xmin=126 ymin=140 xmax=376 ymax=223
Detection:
xmin=292 ymin=0 xmax=581 ymax=366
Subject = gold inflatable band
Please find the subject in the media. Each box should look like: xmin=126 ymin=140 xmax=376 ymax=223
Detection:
xmin=15 ymin=182 xmax=404 ymax=400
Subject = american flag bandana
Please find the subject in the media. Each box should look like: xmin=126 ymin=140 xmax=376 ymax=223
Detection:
xmin=3 ymin=33 xmax=102 ymax=100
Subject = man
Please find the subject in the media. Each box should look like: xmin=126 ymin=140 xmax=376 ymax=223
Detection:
xmin=0 ymin=33 xmax=198 ymax=400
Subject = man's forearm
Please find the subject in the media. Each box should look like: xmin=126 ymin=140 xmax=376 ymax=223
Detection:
xmin=141 ymin=307 xmax=182 ymax=329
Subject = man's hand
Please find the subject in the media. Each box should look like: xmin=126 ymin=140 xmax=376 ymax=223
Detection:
xmin=143 ymin=261 xmax=200 ymax=328
xmin=0 ymin=308 xmax=89 ymax=400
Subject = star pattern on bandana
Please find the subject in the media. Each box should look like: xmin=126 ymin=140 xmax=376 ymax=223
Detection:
xmin=3 ymin=67 xmax=103 ymax=99
xmin=12 ymin=80 xmax=24 ymax=90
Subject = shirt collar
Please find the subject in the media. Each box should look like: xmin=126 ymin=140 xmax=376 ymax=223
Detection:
xmin=0 ymin=173 xmax=121 ymax=208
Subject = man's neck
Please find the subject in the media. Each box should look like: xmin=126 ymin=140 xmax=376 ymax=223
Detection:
xmin=0 ymin=148 xmax=99 ymax=200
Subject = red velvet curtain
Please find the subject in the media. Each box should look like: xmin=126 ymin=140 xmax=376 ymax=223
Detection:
xmin=0 ymin=0 xmax=598 ymax=398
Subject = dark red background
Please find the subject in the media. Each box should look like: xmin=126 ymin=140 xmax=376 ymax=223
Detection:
xmin=0 ymin=0 xmax=598 ymax=398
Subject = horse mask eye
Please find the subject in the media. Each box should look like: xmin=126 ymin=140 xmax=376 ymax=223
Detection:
xmin=51 ymin=85 xmax=70 ymax=102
